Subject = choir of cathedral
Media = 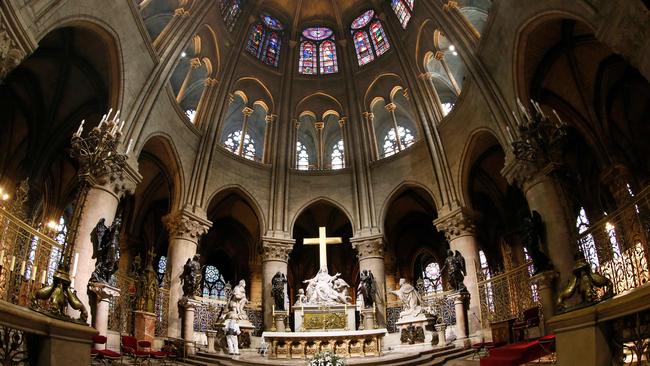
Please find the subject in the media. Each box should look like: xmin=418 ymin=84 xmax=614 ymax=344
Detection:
xmin=0 ymin=0 xmax=649 ymax=365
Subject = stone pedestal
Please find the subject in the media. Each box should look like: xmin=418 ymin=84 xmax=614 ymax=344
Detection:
xmin=133 ymin=311 xmax=156 ymax=344
xmin=531 ymin=270 xmax=558 ymax=333
xmin=359 ymin=307 xmax=377 ymax=330
xmin=205 ymin=330 xmax=218 ymax=353
xmin=272 ymin=310 xmax=289 ymax=332
xmin=452 ymin=292 xmax=470 ymax=348
xmin=395 ymin=313 xmax=435 ymax=344
xmin=179 ymin=297 xmax=201 ymax=355
xmin=88 ymin=282 xmax=120 ymax=347
xmin=435 ymin=324 xmax=447 ymax=347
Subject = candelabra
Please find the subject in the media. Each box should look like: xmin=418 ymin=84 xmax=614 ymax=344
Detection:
xmin=32 ymin=109 xmax=132 ymax=323
xmin=506 ymin=99 xmax=568 ymax=165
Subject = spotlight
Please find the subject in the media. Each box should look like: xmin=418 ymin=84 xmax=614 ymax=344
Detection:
xmin=452 ymin=51 xmax=458 ymax=56
xmin=181 ymin=51 xmax=187 ymax=58
xmin=449 ymin=45 xmax=456 ymax=51
xmin=1 ymin=194 xmax=9 ymax=201
xmin=47 ymin=221 xmax=58 ymax=230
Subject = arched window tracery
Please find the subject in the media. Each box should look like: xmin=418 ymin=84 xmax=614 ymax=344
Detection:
xmin=246 ymin=13 xmax=284 ymax=67
xmin=331 ymin=140 xmax=345 ymax=170
xmin=224 ymin=130 xmax=256 ymax=160
xmin=422 ymin=261 xmax=442 ymax=294
xmin=220 ymin=0 xmax=244 ymax=31
xmin=296 ymin=141 xmax=310 ymax=170
xmin=382 ymin=126 xmax=414 ymax=157
xmin=390 ymin=0 xmax=414 ymax=28
xmin=221 ymin=97 xmax=268 ymax=162
xmin=351 ymin=10 xmax=390 ymax=66
xmin=202 ymin=265 xmax=227 ymax=299
xmin=424 ymin=32 xmax=467 ymax=119
xmin=298 ymin=27 xmax=338 ymax=75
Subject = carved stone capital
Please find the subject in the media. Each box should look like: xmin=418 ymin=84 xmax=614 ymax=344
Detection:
xmin=351 ymin=236 xmax=384 ymax=259
xmin=204 ymin=78 xmax=218 ymax=87
xmin=163 ymin=210 xmax=211 ymax=241
xmin=434 ymin=208 xmax=477 ymax=241
xmin=443 ymin=1 xmax=459 ymax=11
xmin=90 ymin=158 xmax=142 ymax=198
xmin=384 ymin=103 xmax=397 ymax=113
xmin=261 ymin=238 xmax=294 ymax=262
xmin=501 ymin=157 xmax=559 ymax=192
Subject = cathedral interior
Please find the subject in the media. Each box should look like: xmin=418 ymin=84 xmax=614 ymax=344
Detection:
xmin=0 ymin=0 xmax=649 ymax=365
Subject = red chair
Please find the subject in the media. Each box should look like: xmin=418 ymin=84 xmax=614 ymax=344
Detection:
xmin=121 ymin=335 xmax=150 ymax=365
xmin=138 ymin=339 xmax=169 ymax=364
xmin=92 ymin=335 xmax=122 ymax=365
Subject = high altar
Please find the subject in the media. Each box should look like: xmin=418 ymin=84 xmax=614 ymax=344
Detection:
xmin=262 ymin=227 xmax=388 ymax=359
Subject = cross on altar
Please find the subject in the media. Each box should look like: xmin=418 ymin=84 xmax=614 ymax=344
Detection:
xmin=303 ymin=226 xmax=342 ymax=268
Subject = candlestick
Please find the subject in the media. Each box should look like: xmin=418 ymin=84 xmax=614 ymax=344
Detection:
xmin=0 ymin=249 xmax=5 ymax=265
xmin=20 ymin=260 xmax=26 ymax=277
xmin=9 ymin=256 xmax=15 ymax=271
xmin=75 ymin=120 xmax=85 ymax=137
xmin=126 ymin=139 xmax=134 ymax=154
xmin=32 ymin=265 xmax=37 ymax=281
xmin=71 ymin=252 xmax=79 ymax=278
xmin=552 ymin=109 xmax=563 ymax=126
xmin=40 ymin=269 xmax=47 ymax=285
xmin=506 ymin=126 xmax=515 ymax=142
xmin=511 ymin=110 xmax=521 ymax=127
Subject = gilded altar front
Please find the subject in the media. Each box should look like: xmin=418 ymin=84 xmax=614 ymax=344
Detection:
xmin=294 ymin=304 xmax=356 ymax=331
xmin=262 ymin=329 xmax=387 ymax=359
xmin=303 ymin=311 xmax=347 ymax=330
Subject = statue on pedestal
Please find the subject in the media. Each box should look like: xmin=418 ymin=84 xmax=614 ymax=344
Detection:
xmin=390 ymin=278 xmax=423 ymax=319
xmin=271 ymin=272 xmax=287 ymax=311
xmin=357 ymin=269 xmax=377 ymax=309
xmin=520 ymin=210 xmax=553 ymax=274
xmin=134 ymin=249 xmax=158 ymax=313
xmin=228 ymin=279 xmax=248 ymax=320
xmin=301 ymin=266 xmax=351 ymax=305
xmin=90 ymin=217 xmax=121 ymax=283
xmin=442 ymin=249 xmax=467 ymax=293
xmin=180 ymin=254 xmax=202 ymax=298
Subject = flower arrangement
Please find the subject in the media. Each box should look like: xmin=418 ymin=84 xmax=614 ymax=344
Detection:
xmin=307 ymin=351 xmax=346 ymax=366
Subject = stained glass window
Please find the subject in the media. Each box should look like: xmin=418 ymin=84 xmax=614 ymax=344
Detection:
xmin=391 ymin=0 xmax=411 ymax=28
xmin=331 ymin=140 xmax=345 ymax=169
xmin=202 ymin=265 xmax=227 ymax=299
xmin=221 ymin=0 xmax=243 ymax=31
xmin=296 ymin=141 xmax=309 ymax=170
xmin=577 ymin=207 xmax=599 ymax=270
xmin=224 ymin=130 xmax=256 ymax=161
xmin=354 ymin=31 xmax=374 ymax=66
xmin=299 ymin=41 xmax=317 ymax=75
xmin=185 ymin=109 xmax=196 ymax=123
xmin=47 ymin=216 xmax=67 ymax=285
xmin=369 ymin=21 xmax=390 ymax=56
xmin=422 ymin=262 xmax=442 ymax=294
xmin=351 ymin=10 xmax=390 ymax=66
xmin=156 ymin=256 xmax=167 ymax=286
xmin=298 ymin=27 xmax=338 ymax=75
xmin=246 ymin=14 xmax=284 ymax=67
xmin=404 ymin=0 xmax=414 ymax=10
xmin=382 ymin=126 xmax=414 ymax=157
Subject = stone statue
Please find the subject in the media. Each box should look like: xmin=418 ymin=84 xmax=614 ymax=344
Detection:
xmin=180 ymin=254 xmax=202 ymax=297
xmin=301 ymin=266 xmax=351 ymax=305
xmin=90 ymin=217 xmax=121 ymax=283
xmin=358 ymin=269 xmax=377 ymax=309
xmin=442 ymin=249 xmax=467 ymax=293
xmin=271 ymin=272 xmax=287 ymax=311
xmin=521 ymin=210 xmax=553 ymax=274
xmin=228 ymin=279 xmax=248 ymax=320
xmin=294 ymin=289 xmax=308 ymax=306
xmin=390 ymin=278 xmax=423 ymax=319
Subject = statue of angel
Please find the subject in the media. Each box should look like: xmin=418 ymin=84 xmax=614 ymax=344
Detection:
xmin=440 ymin=249 xmax=467 ymax=293
xmin=90 ymin=217 xmax=121 ymax=283
xmin=521 ymin=209 xmax=553 ymax=274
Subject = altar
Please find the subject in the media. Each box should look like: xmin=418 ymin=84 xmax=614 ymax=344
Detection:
xmin=294 ymin=304 xmax=356 ymax=332
xmin=262 ymin=328 xmax=387 ymax=359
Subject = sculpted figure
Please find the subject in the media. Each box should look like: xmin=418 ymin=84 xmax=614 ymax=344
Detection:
xmin=90 ymin=217 xmax=121 ymax=283
xmin=229 ymin=279 xmax=249 ymax=320
xmin=333 ymin=278 xmax=351 ymax=304
xmin=521 ymin=210 xmax=553 ymax=274
xmin=358 ymin=269 xmax=376 ymax=309
xmin=271 ymin=272 xmax=287 ymax=311
xmin=441 ymin=249 xmax=467 ymax=293
xmin=180 ymin=254 xmax=202 ymax=297
xmin=294 ymin=289 xmax=308 ymax=306
xmin=390 ymin=278 xmax=423 ymax=319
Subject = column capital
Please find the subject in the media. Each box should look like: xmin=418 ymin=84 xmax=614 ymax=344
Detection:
xmin=338 ymin=117 xmax=347 ymax=128
xmin=189 ymin=57 xmax=202 ymax=69
xmin=418 ymin=72 xmax=434 ymax=81
xmin=204 ymin=78 xmax=218 ymax=87
xmin=173 ymin=7 xmax=190 ymax=17
xmin=434 ymin=51 xmax=445 ymax=60
xmin=163 ymin=209 xmax=211 ymax=241
xmin=362 ymin=112 xmax=374 ymax=121
xmin=265 ymin=114 xmax=276 ymax=124
xmin=443 ymin=1 xmax=459 ymax=11
xmin=384 ymin=103 xmax=397 ymax=112
xmin=88 ymin=282 xmax=121 ymax=301
xmin=89 ymin=157 xmax=142 ymax=198
xmin=242 ymin=106 xmax=254 ymax=117
xmin=0 ymin=28 xmax=26 ymax=80
xmin=351 ymin=235 xmax=384 ymax=259
xmin=501 ymin=157 xmax=560 ymax=191
xmin=293 ymin=119 xmax=300 ymax=129
xmin=314 ymin=121 xmax=325 ymax=130
xmin=261 ymin=237 xmax=295 ymax=262
xmin=433 ymin=207 xmax=478 ymax=241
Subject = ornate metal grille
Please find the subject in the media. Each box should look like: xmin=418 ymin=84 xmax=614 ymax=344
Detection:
xmin=155 ymin=272 xmax=170 ymax=336
xmin=477 ymin=261 xmax=540 ymax=326
xmin=609 ymin=308 xmax=650 ymax=365
xmin=422 ymin=290 xmax=457 ymax=326
xmin=0 ymin=325 xmax=30 ymax=365
xmin=576 ymin=186 xmax=650 ymax=296
xmin=108 ymin=273 xmax=136 ymax=334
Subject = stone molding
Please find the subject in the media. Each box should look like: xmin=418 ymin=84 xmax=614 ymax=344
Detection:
xmin=433 ymin=207 xmax=477 ymax=241
xmin=88 ymin=282 xmax=121 ymax=301
xmin=0 ymin=4 xmax=36 ymax=81
xmin=163 ymin=210 xmax=212 ymax=241
xmin=178 ymin=296 xmax=202 ymax=309
xmin=350 ymin=236 xmax=384 ymax=260
xmin=261 ymin=238 xmax=294 ymax=262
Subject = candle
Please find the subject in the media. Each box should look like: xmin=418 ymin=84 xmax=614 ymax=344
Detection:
xmin=113 ymin=109 xmax=120 ymax=122
xmin=552 ymin=109 xmax=564 ymax=126
xmin=506 ymin=126 xmax=515 ymax=142
xmin=0 ymin=249 xmax=5 ymax=265
xmin=32 ymin=265 xmax=37 ymax=281
xmin=126 ymin=139 xmax=134 ymax=154
xmin=71 ymin=252 xmax=79 ymax=278
xmin=75 ymin=120 xmax=85 ymax=136
xmin=511 ymin=110 xmax=521 ymax=127
xmin=9 ymin=256 xmax=15 ymax=271
xmin=20 ymin=260 xmax=25 ymax=277
xmin=40 ymin=269 xmax=47 ymax=285
xmin=119 ymin=120 xmax=125 ymax=133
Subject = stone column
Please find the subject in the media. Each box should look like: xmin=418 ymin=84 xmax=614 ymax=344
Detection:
xmin=530 ymin=270 xmax=557 ymax=334
xmin=237 ymin=106 xmax=254 ymax=157
xmin=153 ymin=7 xmax=190 ymax=51
xmin=179 ymin=297 xmax=201 ymax=355
xmin=351 ymin=235 xmax=386 ymax=327
xmin=163 ymin=209 xmax=211 ymax=338
xmin=315 ymin=121 xmax=325 ymax=169
xmin=434 ymin=208 xmax=481 ymax=335
xmin=88 ymin=282 xmax=120 ymax=345
xmin=176 ymin=57 xmax=201 ymax=103
xmin=452 ymin=292 xmax=471 ymax=347
xmin=261 ymin=238 xmax=293 ymax=330
xmin=384 ymin=103 xmax=403 ymax=152
xmin=72 ymin=163 xmax=141 ymax=324
xmin=502 ymin=161 xmax=575 ymax=292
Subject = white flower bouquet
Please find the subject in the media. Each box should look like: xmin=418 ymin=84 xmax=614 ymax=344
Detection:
xmin=307 ymin=351 xmax=346 ymax=366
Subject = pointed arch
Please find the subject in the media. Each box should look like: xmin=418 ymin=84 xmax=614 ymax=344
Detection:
xmin=289 ymin=197 xmax=355 ymax=235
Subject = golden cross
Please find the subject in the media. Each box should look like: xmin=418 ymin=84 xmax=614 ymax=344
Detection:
xmin=303 ymin=226 xmax=342 ymax=268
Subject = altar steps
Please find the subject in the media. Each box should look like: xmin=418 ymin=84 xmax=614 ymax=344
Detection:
xmin=184 ymin=346 xmax=473 ymax=366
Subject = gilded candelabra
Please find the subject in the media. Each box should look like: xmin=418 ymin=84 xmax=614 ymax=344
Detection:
xmin=31 ymin=109 xmax=131 ymax=323
xmin=506 ymin=99 xmax=568 ymax=164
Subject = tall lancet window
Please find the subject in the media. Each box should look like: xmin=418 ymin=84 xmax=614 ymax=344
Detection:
xmin=220 ymin=0 xmax=244 ymax=31
xmin=295 ymin=112 xmax=345 ymax=170
xmin=351 ymin=10 xmax=390 ymax=66
xmin=424 ymin=31 xmax=467 ymax=118
xmin=371 ymin=89 xmax=419 ymax=159
xmin=298 ymin=27 xmax=338 ymax=75
xmin=391 ymin=0 xmax=414 ymax=28
xmin=220 ymin=93 xmax=268 ymax=162
xmin=246 ymin=13 xmax=284 ymax=67
xmin=576 ymin=207 xmax=599 ymax=270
